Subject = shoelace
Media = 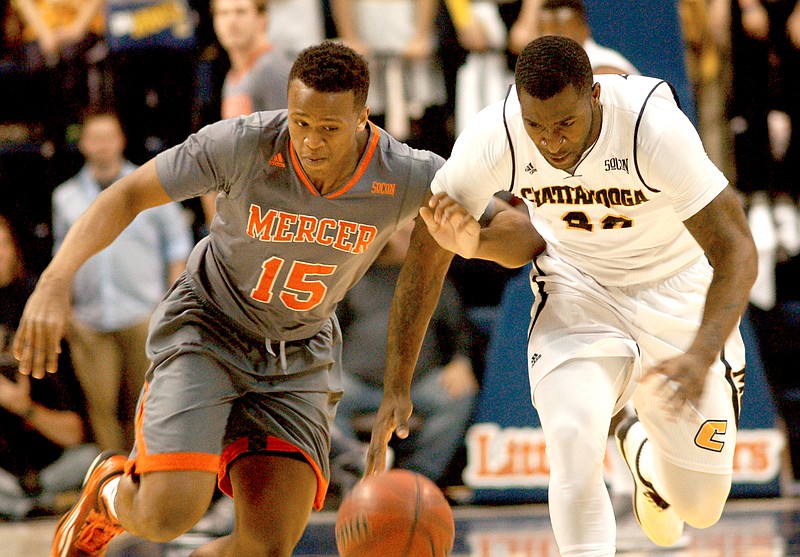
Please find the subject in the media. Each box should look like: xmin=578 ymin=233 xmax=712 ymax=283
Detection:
xmin=74 ymin=509 xmax=123 ymax=553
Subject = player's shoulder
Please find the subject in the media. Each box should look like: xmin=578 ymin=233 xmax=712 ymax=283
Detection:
xmin=450 ymin=96 xmax=512 ymax=163
xmin=597 ymin=74 xmax=679 ymax=113
xmin=204 ymin=110 xmax=287 ymax=147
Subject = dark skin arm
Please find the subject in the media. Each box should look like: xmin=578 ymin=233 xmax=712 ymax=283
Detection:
xmin=420 ymin=192 xmax=545 ymax=267
xmin=646 ymin=185 xmax=757 ymax=411
xmin=13 ymin=160 xmax=173 ymax=378
xmin=364 ymin=213 xmax=454 ymax=475
xmin=365 ymin=194 xmax=544 ymax=475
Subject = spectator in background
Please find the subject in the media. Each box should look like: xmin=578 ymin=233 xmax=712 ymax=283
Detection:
xmin=51 ymin=110 xmax=193 ymax=452
xmin=201 ymin=0 xmax=293 ymax=228
xmin=725 ymin=0 xmax=800 ymax=311
xmin=11 ymin=0 xmax=105 ymax=146
xmin=538 ymin=0 xmax=638 ymax=75
xmin=213 ymin=0 xmax=292 ymax=120
xmin=334 ymin=221 xmax=478 ymax=487
xmin=448 ymin=0 xmax=638 ymax=144
xmin=720 ymin=0 xmax=800 ymax=496
xmin=0 ymin=215 xmax=99 ymax=520
xmin=266 ymin=0 xmax=326 ymax=58
xmin=446 ymin=0 xmax=513 ymax=136
xmin=331 ymin=0 xmax=448 ymax=153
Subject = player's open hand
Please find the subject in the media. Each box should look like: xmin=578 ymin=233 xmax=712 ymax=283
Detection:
xmin=12 ymin=275 xmax=71 ymax=379
xmin=419 ymin=193 xmax=480 ymax=258
xmin=644 ymin=352 xmax=711 ymax=417
xmin=364 ymin=393 xmax=413 ymax=477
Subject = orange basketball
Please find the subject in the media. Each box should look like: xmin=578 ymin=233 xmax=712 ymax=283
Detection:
xmin=335 ymin=469 xmax=455 ymax=557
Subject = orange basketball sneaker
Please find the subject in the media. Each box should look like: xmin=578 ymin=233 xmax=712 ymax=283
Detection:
xmin=52 ymin=451 xmax=126 ymax=557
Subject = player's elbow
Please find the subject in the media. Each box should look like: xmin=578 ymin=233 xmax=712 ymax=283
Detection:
xmin=737 ymin=235 xmax=758 ymax=292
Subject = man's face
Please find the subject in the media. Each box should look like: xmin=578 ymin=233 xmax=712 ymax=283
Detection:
xmin=212 ymin=0 xmax=267 ymax=53
xmin=287 ymin=80 xmax=369 ymax=182
xmin=518 ymin=83 xmax=600 ymax=170
xmin=79 ymin=115 xmax=126 ymax=167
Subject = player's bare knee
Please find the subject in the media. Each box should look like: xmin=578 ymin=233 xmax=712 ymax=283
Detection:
xmin=124 ymin=497 xmax=209 ymax=541
xmin=235 ymin=527 xmax=298 ymax=557
xmin=122 ymin=470 xmax=216 ymax=540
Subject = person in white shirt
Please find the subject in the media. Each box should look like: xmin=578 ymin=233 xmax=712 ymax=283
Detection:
xmin=538 ymin=0 xmax=639 ymax=75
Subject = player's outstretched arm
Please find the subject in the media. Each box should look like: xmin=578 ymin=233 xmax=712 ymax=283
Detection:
xmin=420 ymin=193 xmax=545 ymax=268
xmin=13 ymin=160 xmax=173 ymax=378
xmin=365 ymin=211 xmax=455 ymax=476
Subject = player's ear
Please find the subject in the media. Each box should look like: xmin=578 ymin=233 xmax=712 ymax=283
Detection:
xmin=591 ymin=83 xmax=601 ymax=107
xmin=357 ymin=105 xmax=370 ymax=131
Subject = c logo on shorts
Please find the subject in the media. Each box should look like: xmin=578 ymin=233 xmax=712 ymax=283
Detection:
xmin=694 ymin=420 xmax=727 ymax=452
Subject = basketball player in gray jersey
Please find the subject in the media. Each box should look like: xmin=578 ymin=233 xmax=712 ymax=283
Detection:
xmin=12 ymin=42 xmax=467 ymax=557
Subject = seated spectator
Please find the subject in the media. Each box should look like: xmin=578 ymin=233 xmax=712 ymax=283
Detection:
xmin=333 ymin=222 xmax=478 ymax=487
xmin=0 ymin=214 xmax=99 ymax=520
xmin=52 ymin=109 xmax=193 ymax=451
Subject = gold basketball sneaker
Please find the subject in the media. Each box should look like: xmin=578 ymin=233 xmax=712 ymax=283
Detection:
xmin=615 ymin=416 xmax=684 ymax=547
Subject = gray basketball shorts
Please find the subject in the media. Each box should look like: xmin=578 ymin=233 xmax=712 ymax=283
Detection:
xmin=127 ymin=276 xmax=343 ymax=510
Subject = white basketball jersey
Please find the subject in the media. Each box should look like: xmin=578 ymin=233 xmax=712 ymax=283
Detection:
xmin=432 ymin=74 xmax=728 ymax=286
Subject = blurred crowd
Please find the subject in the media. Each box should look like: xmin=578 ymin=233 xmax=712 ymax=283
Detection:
xmin=0 ymin=0 xmax=799 ymax=525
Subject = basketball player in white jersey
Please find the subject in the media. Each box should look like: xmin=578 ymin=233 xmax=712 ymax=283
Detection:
xmin=366 ymin=36 xmax=757 ymax=556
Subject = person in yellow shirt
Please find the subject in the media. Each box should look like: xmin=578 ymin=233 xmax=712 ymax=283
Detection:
xmin=13 ymin=0 xmax=104 ymax=66
xmin=11 ymin=0 xmax=105 ymax=146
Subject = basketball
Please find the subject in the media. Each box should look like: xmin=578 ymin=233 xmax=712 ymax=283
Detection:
xmin=335 ymin=469 xmax=455 ymax=557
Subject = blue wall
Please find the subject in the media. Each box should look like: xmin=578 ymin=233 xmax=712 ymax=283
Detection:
xmin=584 ymin=0 xmax=697 ymax=125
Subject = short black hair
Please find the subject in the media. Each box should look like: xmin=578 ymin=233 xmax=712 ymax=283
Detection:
xmin=289 ymin=41 xmax=370 ymax=107
xmin=541 ymin=0 xmax=586 ymax=19
xmin=515 ymin=36 xmax=593 ymax=100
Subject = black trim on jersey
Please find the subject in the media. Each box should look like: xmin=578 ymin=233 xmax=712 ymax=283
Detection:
xmin=721 ymin=347 xmax=744 ymax=427
xmin=503 ymin=84 xmax=516 ymax=193
xmin=633 ymin=80 xmax=674 ymax=194
xmin=528 ymin=258 xmax=548 ymax=344
xmin=665 ymin=82 xmax=683 ymax=112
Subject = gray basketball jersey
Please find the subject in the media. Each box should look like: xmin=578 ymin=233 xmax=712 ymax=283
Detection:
xmin=155 ymin=111 xmax=441 ymax=341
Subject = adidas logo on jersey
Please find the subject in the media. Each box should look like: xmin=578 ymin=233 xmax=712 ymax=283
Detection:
xmin=530 ymin=353 xmax=541 ymax=367
xmin=269 ymin=153 xmax=286 ymax=168
xmin=525 ymin=162 xmax=536 ymax=175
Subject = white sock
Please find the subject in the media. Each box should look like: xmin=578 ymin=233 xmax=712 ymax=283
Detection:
xmin=100 ymin=477 xmax=120 ymax=522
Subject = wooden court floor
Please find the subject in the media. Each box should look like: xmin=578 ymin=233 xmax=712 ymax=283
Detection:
xmin=2 ymin=496 xmax=798 ymax=556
